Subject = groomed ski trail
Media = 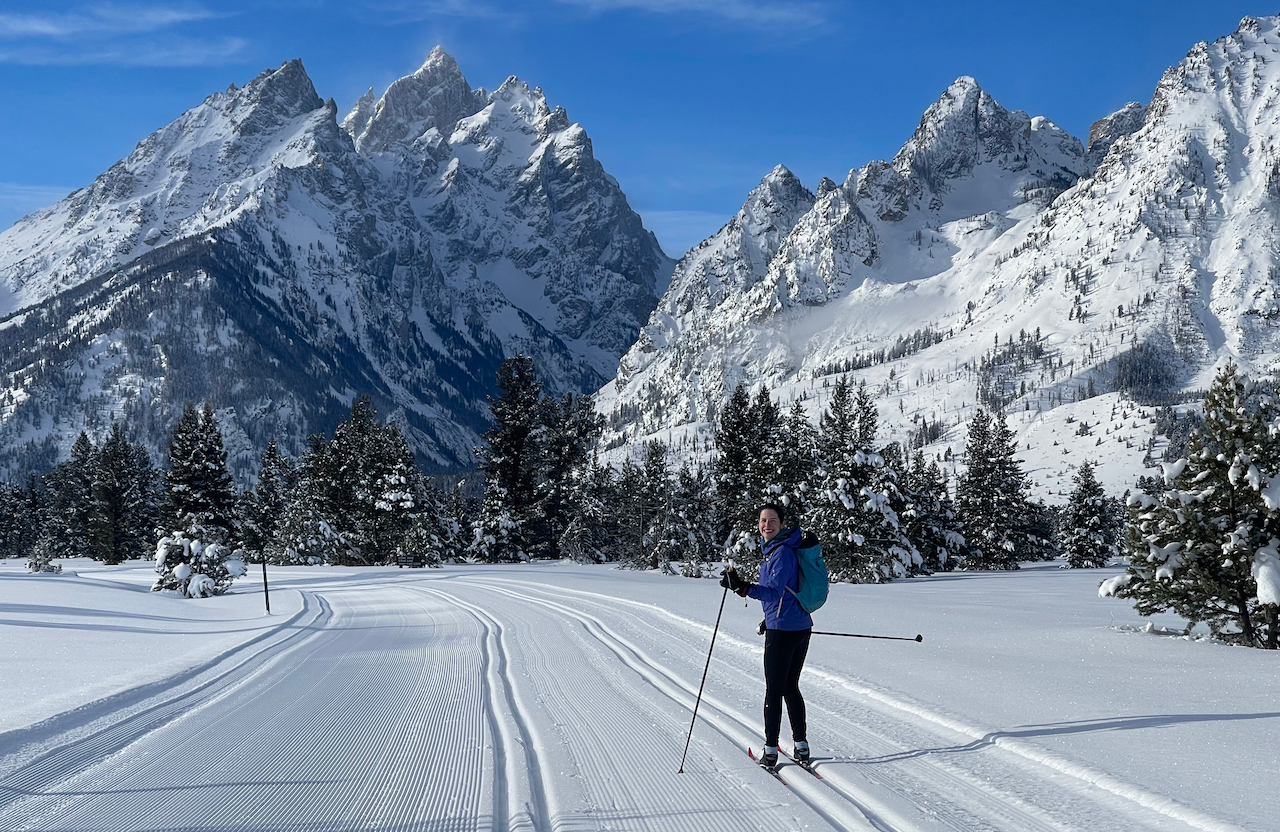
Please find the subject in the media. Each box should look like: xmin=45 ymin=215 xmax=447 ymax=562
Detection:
xmin=0 ymin=571 xmax=1254 ymax=832
xmin=455 ymin=575 xmax=1247 ymax=832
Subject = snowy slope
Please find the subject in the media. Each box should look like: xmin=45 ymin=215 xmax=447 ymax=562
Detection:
xmin=0 ymin=51 xmax=672 ymax=477
xmin=0 ymin=559 xmax=1274 ymax=831
xmin=603 ymin=15 xmax=1280 ymax=502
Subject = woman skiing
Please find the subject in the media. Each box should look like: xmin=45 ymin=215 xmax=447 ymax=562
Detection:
xmin=721 ymin=502 xmax=812 ymax=769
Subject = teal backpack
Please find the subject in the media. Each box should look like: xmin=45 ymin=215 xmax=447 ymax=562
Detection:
xmin=788 ymin=530 xmax=829 ymax=613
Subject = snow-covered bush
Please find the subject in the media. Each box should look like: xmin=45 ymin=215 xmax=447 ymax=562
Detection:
xmin=26 ymin=539 xmax=62 ymax=574
xmin=153 ymin=531 xmax=246 ymax=598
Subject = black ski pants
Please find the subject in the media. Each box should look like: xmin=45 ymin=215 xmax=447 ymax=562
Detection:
xmin=763 ymin=627 xmax=810 ymax=747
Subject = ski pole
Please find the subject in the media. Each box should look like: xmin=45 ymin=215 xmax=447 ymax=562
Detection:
xmin=678 ymin=582 xmax=729 ymax=774
xmin=813 ymin=630 xmax=922 ymax=642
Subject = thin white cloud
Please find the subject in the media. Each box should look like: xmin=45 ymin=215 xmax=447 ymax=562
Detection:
xmin=0 ymin=3 xmax=243 ymax=66
xmin=366 ymin=0 xmax=513 ymax=22
xmin=0 ymin=36 xmax=250 ymax=66
xmin=0 ymin=182 xmax=75 ymax=228
xmin=0 ymin=4 xmax=222 ymax=39
xmin=554 ymin=0 xmax=827 ymax=28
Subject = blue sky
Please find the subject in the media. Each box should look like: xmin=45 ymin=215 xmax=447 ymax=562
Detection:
xmin=0 ymin=1 xmax=1269 ymax=255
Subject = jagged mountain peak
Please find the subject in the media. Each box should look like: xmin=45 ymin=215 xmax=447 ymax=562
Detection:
xmin=0 ymin=52 xmax=674 ymax=477
xmin=1085 ymin=102 xmax=1146 ymax=170
xmin=231 ymin=59 xmax=325 ymax=128
xmin=343 ymin=46 xmax=486 ymax=154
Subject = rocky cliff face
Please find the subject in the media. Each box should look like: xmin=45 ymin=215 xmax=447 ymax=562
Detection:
xmin=601 ymin=15 xmax=1280 ymax=491
xmin=604 ymin=74 xmax=1087 ymax=436
xmin=0 ymin=52 xmax=672 ymax=478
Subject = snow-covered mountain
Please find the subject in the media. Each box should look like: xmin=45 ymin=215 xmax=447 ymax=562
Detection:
xmin=602 ymin=15 xmax=1280 ymax=500
xmin=0 ymin=49 xmax=672 ymax=477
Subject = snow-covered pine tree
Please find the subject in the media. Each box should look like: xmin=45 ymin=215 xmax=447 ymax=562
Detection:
xmin=272 ymin=435 xmax=354 ymax=565
xmin=154 ymin=405 xmax=245 ymax=597
xmin=672 ymin=463 xmax=719 ymax=577
xmin=776 ymin=399 xmax=819 ymax=521
xmin=808 ymin=375 xmax=918 ymax=582
xmin=394 ymin=511 xmax=445 ymax=568
xmin=439 ymin=480 xmax=474 ymax=562
xmin=1105 ymin=363 xmax=1280 ymax=647
xmin=902 ymin=450 xmax=964 ymax=573
xmin=560 ymin=459 xmax=615 ymax=564
xmin=639 ymin=440 xmax=681 ymax=571
xmin=1061 ymin=460 xmax=1120 ymax=568
xmin=745 ymin=386 xmax=782 ymax=497
xmin=531 ymin=391 xmax=603 ymax=559
xmin=473 ymin=355 xmax=543 ymax=562
xmin=956 ymin=408 xmax=1031 ymax=569
xmin=609 ymin=458 xmax=650 ymax=568
xmin=322 ymin=397 xmax=419 ymax=564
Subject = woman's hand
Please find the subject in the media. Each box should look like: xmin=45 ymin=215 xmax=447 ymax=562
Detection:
xmin=719 ymin=567 xmax=753 ymax=596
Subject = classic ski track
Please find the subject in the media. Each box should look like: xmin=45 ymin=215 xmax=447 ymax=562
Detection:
xmin=449 ymin=579 xmax=884 ymax=832
xmin=0 ymin=585 xmax=493 ymax=832
xmin=411 ymin=585 xmax=553 ymax=832
xmin=0 ymin=591 xmax=332 ymax=804
xmin=460 ymin=577 xmax=1235 ymax=832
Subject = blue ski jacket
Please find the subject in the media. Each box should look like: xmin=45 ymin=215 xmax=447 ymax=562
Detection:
xmin=747 ymin=527 xmax=814 ymax=631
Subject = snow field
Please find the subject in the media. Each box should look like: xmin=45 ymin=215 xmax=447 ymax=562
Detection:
xmin=1 ymin=562 xmax=1275 ymax=831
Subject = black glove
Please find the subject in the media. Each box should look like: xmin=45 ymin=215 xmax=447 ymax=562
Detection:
xmin=719 ymin=567 xmax=753 ymax=596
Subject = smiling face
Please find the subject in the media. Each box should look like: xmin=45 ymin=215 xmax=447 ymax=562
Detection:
xmin=758 ymin=507 xmax=782 ymax=542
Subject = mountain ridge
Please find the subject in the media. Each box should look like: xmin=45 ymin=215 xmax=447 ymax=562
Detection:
xmin=0 ymin=51 xmax=672 ymax=478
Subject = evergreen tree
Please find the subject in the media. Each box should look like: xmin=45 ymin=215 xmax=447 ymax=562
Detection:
xmin=612 ymin=458 xmax=649 ymax=567
xmin=640 ymin=441 xmax=677 ymax=570
xmin=956 ymin=408 xmax=1032 ymax=569
xmin=161 ymin=405 xmax=239 ymax=544
xmin=273 ymin=435 xmax=354 ymax=565
xmin=0 ymin=477 xmax=42 ymax=563
xmin=1107 ymin=363 xmax=1280 ymax=647
xmin=531 ymin=392 xmax=603 ymax=559
xmin=776 ymin=399 xmax=819 ymax=520
xmin=242 ymin=442 xmax=294 ymax=563
xmin=91 ymin=424 xmax=159 ymax=565
xmin=439 ymin=480 xmax=474 ymax=563
xmin=1061 ymin=461 xmax=1120 ymax=568
xmin=561 ymin=459 xmax=616 ymax=564
xmin=472 ymin=483 xmax=524 ymax=562
xmin=713 ymin=383 xmax=758 ymax=550
xmin=807 ymin=375 xmax=919 ymax=582
xmin=154 ymin=405 xmax=245 ymax=596
xmin=671 ymin=463 xmax=720 ymax=576
xmin=473 ymin=355 xmax=543 ymax=561
xmin=902 ymin=450 xmax=965 ymax=573
xmin=41 ymin=432 xmax=98 ymax=562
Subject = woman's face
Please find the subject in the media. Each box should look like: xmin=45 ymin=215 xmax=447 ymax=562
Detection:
xmin=758 ymin=509 xmax=782 ymax=542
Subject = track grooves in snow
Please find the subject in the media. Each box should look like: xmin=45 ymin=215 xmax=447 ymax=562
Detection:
xmin=413 ymin=585 xmax=553 ymax=832
xmin=466 ymin=577 xmax=1239 ymax=832
xmin=0 ymin=592 xmax=332 ymax=806
xmin=452 ymin=579 xmax=885 ymax=832
xmin=0 ymin=586 xmax=492 ymax=832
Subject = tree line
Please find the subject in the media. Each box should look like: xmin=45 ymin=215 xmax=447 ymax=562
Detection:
xmin=5 ymin=353 xmax=1273 ymax=648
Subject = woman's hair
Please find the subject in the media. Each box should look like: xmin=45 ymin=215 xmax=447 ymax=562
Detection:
xmin=757 ymin=502 xmax=786 ymax=525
